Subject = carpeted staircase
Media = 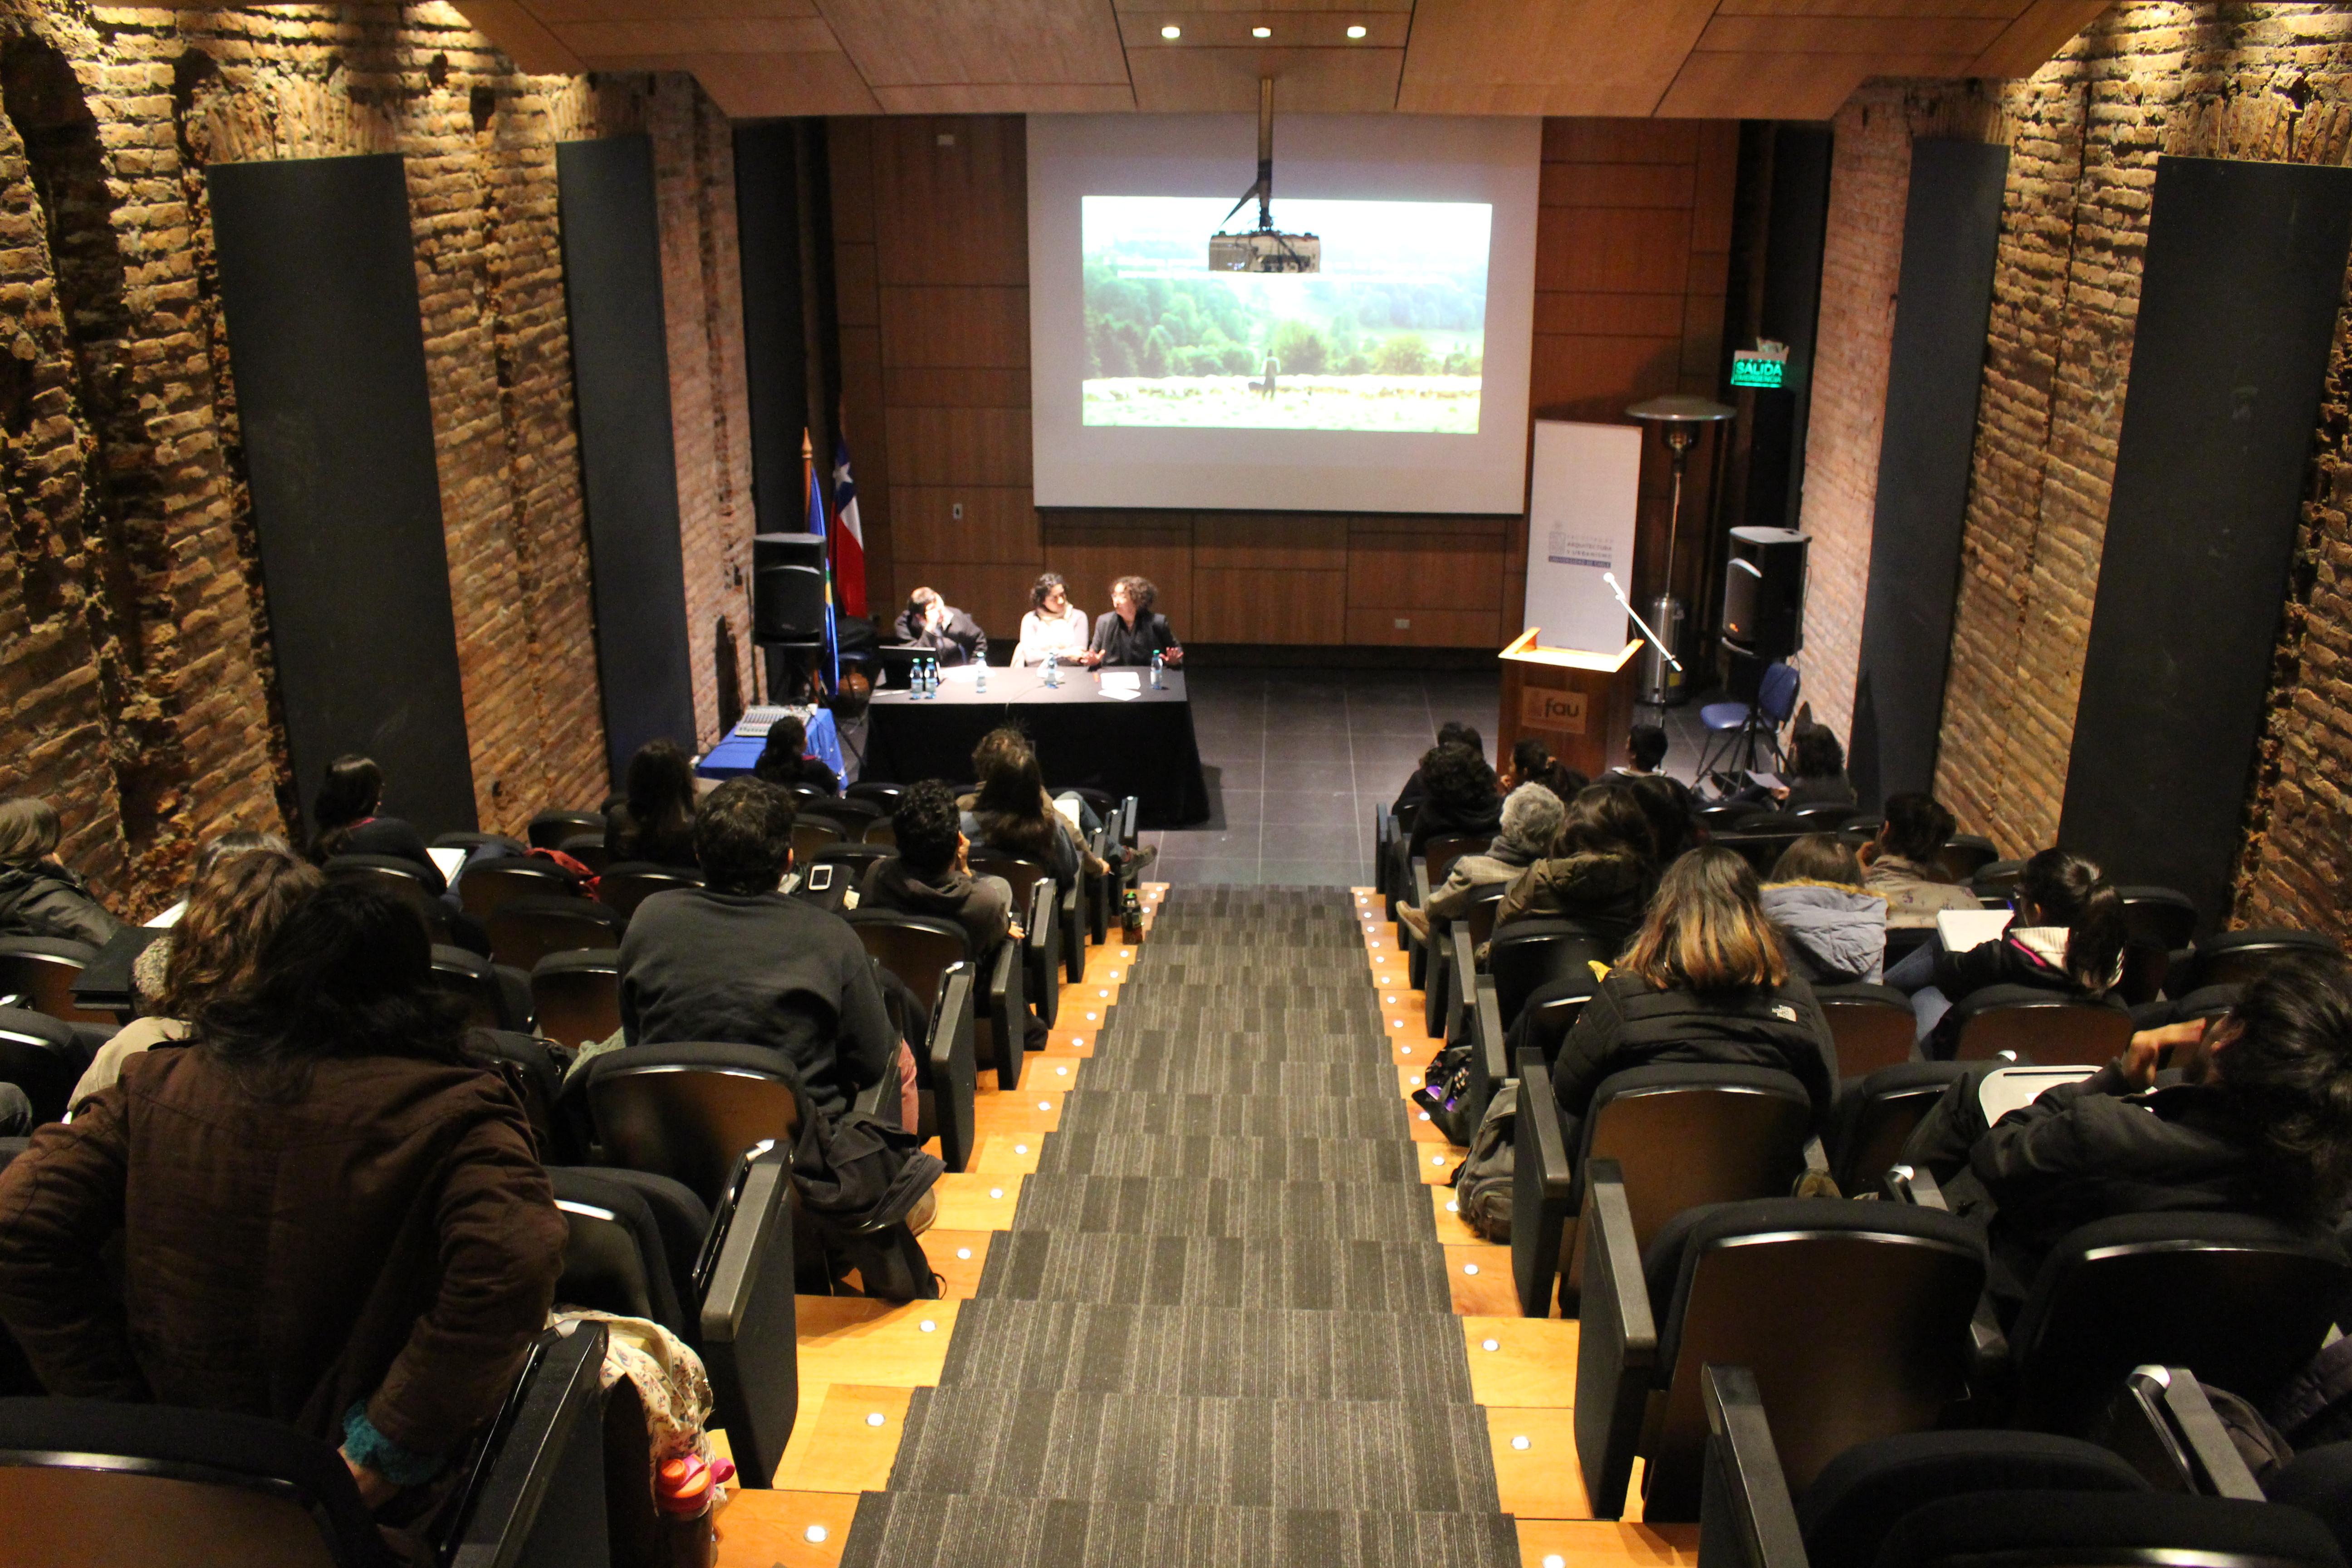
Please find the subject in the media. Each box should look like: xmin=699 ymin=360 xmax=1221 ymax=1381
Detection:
xmin=842 ymin=887 xmax=1515 ymax=1566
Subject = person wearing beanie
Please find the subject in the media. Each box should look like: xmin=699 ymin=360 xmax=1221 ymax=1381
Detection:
xmin=1396 ymin=782 xmax=1565 ymax=941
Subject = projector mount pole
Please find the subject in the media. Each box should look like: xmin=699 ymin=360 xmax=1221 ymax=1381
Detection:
xmin=1254 ymin=76 xmax=1274 ymax=231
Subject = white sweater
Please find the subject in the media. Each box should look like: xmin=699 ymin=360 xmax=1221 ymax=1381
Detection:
xmin=1012 ymin=604 xmax=1090 ymax=666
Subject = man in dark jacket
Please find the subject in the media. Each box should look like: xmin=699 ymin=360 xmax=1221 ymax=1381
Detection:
xmin=1901 ymin=951 xmax=2352 ymax=1312
xmin=859 ymin=780 xmax=1015 ymax=959
xmin=0 ymin=796 xmax=122 ymax=947
xmin=893 ymin=587 xmax=987 ymax=666
xmin=619 ymin=778 xmax=898 ymax=1120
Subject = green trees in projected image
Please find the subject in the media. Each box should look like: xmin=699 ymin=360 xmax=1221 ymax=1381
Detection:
xmin=1081 ymin=259 xmax=1482 ymax=382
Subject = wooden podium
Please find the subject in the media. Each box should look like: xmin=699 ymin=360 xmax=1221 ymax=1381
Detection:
xmin=1496 ymin=629 xmax=1644 ymax=780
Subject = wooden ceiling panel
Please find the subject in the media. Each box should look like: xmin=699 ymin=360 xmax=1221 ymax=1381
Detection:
xmin=817 ymin=0 xmax=1131 ymax=85
xmin=1657 ymin=49 xmax=1975 ymax=119
xmin=1971 ymin=0 xmax=2111 ymax=76
xmin=874 ymin=83 xmax=1139 ymax=111
xmin=1398 ymin=0 xmax=1721 ymax=118
xmin=1693 ymin=14 xmax=2011 ymax=53
xmin=1128 ymin=45 xmax=1404 ymax=111
xmin=683 ymin=50 xmax=883 ymax=113
xmin=550 ymin=19 xmax=843 ymax=54
xmin=529 ymin=0 xmax=821 ymax=19
xmin=1712 ymin=0 xmax=2024 ymax=15
xmin=449 ymin=2 xmax=584 ymax=73
xmin=1120 ymin=11 xmax=1410 ymax=47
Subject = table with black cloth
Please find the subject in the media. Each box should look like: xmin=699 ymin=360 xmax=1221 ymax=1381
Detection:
xmin=863 ymin=667 xmax=1210 ymax=828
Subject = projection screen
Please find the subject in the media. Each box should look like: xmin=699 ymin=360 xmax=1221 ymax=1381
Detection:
xmin=1029 ymin=113 xmax=1540 ymax=514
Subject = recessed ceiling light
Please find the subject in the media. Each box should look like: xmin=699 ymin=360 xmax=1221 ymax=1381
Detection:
xmin=1161 ymin=24 xmax=1180 ymax=39
xmin=1253 ymin=25 xmax=1272 ymax=37
xmin=1348 ymin=24 xmax=1368 ymax=39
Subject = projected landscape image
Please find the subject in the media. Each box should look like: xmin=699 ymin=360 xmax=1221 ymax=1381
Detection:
xmin=1082 ymin=195 xmax=1491 ymax=434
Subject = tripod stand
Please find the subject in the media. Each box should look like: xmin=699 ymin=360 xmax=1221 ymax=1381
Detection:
xmin=1695 ymin=646 xmax=1797 ymax=780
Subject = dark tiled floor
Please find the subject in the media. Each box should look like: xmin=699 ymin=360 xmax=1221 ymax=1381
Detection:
xmin=1144 ymin=667 xmax=1719 ymax=887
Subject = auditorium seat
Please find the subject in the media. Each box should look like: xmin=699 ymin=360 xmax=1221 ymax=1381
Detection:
xmin=1715 ymin=831 xmax=1797 ymax=881
xmin=1574 ymin=1186 xmax=1984 ymax=1522
xmin=1944 ymin=986 xmax=2133 ymax=1065
xmin=556 ymin=832 xmax=609 ymax=874
xmin=550 ymin=1152 xmax=799 ymax=1486
xmin=1824 ymin=1062 xmax=1967 ymax=1197
xmin=1787 ymin=802 xmax=1865 ymax=832
xmin=322 ymin=853 xmax=453 ymax=942
xmin=965 ymin=850 xmax=1064 ymax=1027
xmin=1488 ymin=920 xmax=1617 ymax=1031
xmin=531 ymin=950 xmax=620 ymax=1051
xmin=0 ymin=1005 xmax=84 ymax=1122
xmin=790 ymin=815 xmax=846 ymax=865
xmin=466 ymin=1028 xmax=574 ymax=1164
xmin=485 ymin=896 xmax=622 ymax=971
xmin=1933 ymin=835 xmax=2000 ymax=886
xmin=1696 ymin=801 xmax=1754 ymax=837
xmin=1513 ymin=1059 xmax=1818 ymax=1319
xmin=0 ymin=936 xmax=112 ymax=1027
xmin=2179 ymin=928 xmax=2343 ymax=993
xmin=1425 ymin=880 xmax=1509 ymax=1041
xmin=1401 ymin=833 xmax=1484 ymax=995
xmin=1815 ymin=983 xmax=1918 ymax=1076
xmin=2117 ymin=887 xmax=2198 ymax=1005
xmin=848 ymin=905 xmax=1018 ymax=1098
xmin=595 ymin=862 xmax=704 ymax=921
xmin=528 ymin=808 xmax=605 ymax=850
xmin=845 ymin=781 xmax=905 ymax=814
xmin=458 ymin=858 xmax=581 ymax=924
xmin=1972 ymin=858 xmax=2028 ymax=902
xmin=428 ymin=943 xmax=530 ymax=1033
xmin=860 ymin=816 xmax=897 ymax=848
xmin=0 ymin=1322 xmax=611 ymax=1567
xmin=432 ymin=829 xmax=528 ymax=856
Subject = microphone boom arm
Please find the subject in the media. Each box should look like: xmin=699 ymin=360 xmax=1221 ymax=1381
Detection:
xmin=1601 ymin=572 xmax=1682 ymax=671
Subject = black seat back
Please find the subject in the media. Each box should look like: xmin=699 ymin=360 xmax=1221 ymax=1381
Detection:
xmin=1796 ymin=1429 xmax=2151 ymax=1568
xmin=428 ymin=943 xmax=514 ymax=1032
xmin=458 ymin=858 xmax=579 ymax=923
xmin=528 ymin=809 xmax=605 ymax=850
xmin=1947 ymin=986 xmax=2133 ymax=1065
xmin=556 ymin=833 xmax=610 ymax=874
xmin=434 ymin=829 xmax=529 ymax=856
xmin=2182 ymin=929 xmax=2343 ymax=993
xmin=0 ymin=936 xmax=108 ymax=1025
xmin=2011 ymin=1211 xmax=2351 ymax=1431
xmin=1826 ymin=1062 xmax=1967 ymax=1196
xmin=0 ymin=1004 xmax=86 ymax=1122
xmin=1788 ymin=803 xmax=1863 ymax=832
xmin=1876 ymin=1490 xmax=2345 ymax=1568
xmin=1421 ymin=833 xmax=1484 ymax=887
xmin=967 ymin=850 xmax=1049 ymax=913
xmin=1490 ymin=921 xmax=1618 ymax=1028
xmin=531 ymin=949 xmax=621 ymax=1049
xmin=861 ymin=815 xmax=898 ymax=848
xmin=1972 ymin=859 xmax=2028 ymax=901
xmin=322 ymin=854 xmax=445 ymax=925
xmin=596 ymin=862 xmax=705 ymax=921
xmin=1816 ymin=982 xmax=1917 ymax=1077
xmin=485 ymin=896 xmax=622 ymax=970
xmin=1518 ymin=983 xmax=1599 ymax=1068
xmin=1573 ymin=1065 xmax=1816 ymax=1262
xmin=1933 ymin=835 xmax=1999 ymax=885
xmin=587 ymin=1043 xmax=805 ymax=1209
xmin=845 ymin=911 xmax=970 ymax=1013
xmin=791 ymin=816 xmax=846 ymax=865
xmin=1460 ymin=882 xmax=1510 ymax=946
xmin=2116 ymin=887 xmax=2196 ymax=1006
xmin=847 ymin=781 xmax=905 ymax=814
xmin=549 ymin=1165 xmax=711 ymax=1333
xmin=1641 ymin=1197 xmax=1986 ymax=1520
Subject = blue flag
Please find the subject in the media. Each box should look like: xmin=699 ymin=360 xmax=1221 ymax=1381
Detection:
xmin=805 ymin=459 xmax=841 ymax=695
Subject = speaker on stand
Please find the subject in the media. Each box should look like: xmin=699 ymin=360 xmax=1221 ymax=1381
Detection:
xmin=1713 ymin=525 xmax=1809 ymax=771
xmin=753 ymin=532 xmax=827 ymax=702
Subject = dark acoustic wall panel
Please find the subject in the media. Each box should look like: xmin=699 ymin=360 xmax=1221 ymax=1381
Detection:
xmin=2060 ymin=155 xmax=2352 ymax=930
xmin=1746 ymin=126 xmax=1833 ymax=534
xmin=1848 ymin=139 xmax=2010 ymax=811
xmin=733 ymin=122 xmax=808 ymax=534
xmin=557 ymin=135 xmax=698 ymax=785
xmin=208 ymin=153 xmax=478 ymax=838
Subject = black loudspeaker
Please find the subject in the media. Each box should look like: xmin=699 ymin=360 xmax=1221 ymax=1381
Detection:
xmin=1722 ymin=526 xmax=1808 ymax=661
xmin=753 ymin=532 xmax=826 ymax=642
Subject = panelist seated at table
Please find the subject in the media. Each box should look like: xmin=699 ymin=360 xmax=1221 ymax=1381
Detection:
xmin=1082 ymin=574 xmax=1183 ymax=668
xmin=1011 ymin=573 xmax=1090 ymax=667
xmin=892 ymin=587 xmax=987 ymax=666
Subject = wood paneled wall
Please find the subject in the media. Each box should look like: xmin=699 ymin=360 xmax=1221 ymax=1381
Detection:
xmin=829 ymin=113 xmax=1735 ymax=650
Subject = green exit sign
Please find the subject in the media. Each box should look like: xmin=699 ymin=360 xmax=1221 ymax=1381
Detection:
xmin=1730 ymin=350 xmax=1786 ymax=389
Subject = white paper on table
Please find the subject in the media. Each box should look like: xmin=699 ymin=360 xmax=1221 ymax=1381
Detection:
xmin=940 ymin=662 xmax=982 ymax=683
xmin=1935 ymin=907 xmax=2012 ymax=954
xmin=1099 ymin=686 xmax=1141 ymax=701
xmin=1100 ymin=671 xmax=1142 ymax=693
xmin=428 ymin=847 xmax=468 ymax=883
xmin=144 ymin=900 xmax=187 ymax=929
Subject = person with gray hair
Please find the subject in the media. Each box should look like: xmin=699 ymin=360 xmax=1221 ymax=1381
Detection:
xmin=0 ymin=796 xmax=122 ymax=947
xmin=1396 ymin=782 xmax=1566 ymax=941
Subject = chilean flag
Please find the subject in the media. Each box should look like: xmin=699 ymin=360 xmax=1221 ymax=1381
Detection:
xmin=831 ymin=436 xmax=869 ymax=618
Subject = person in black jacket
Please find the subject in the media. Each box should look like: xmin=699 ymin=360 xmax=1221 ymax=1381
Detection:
xmin=1083 ymin=575 xmax=1181 ymax=668
xmin=1392 ymin=721 xmax=1482 ymax=818
xmin=1549 ymin=845 xmax=1836 ymax=1130
xmin=0 ymin=796 xmax=122 ymax=947
xmin=893 ymin=587 xmax=988 ymax=666
xmin=308 ymin=756 xmax=444 ymax=890
xmin=751 ymin=714 xmax=840 ymax=799
xmin=1901 ymin=951 xmax=2352 ymax=1312
xmin=1909 ymin=847 xmax=2127 ymax=1057
xmin=604 ymin=740 xmax=700 ymax=869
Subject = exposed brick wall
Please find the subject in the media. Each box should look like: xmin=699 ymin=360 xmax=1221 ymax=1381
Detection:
xmin=0 ymin=3 xmax=747 ymax=916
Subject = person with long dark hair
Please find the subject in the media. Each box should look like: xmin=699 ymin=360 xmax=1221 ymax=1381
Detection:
xmin=0 ymin=884 xmax=566 ymax=1518
xmin=309 ymin=756 xmax=445 ymax=892
xmin=0 ymin=796 xmax=122 ymax=946
xmin=1082 ymin=575 xmax=1181 ymax=668
xmin=1012 ymin=573 xmax=1090 ymax=668
xmin=752 ymin=714 xmax=841 ymax=798
xmin=1493 ymin=785 xmax=1656 ymax=946
xmin=1913 ymin=846 xmax=2127 ymax=1056
xmin=606 ymin=738 xmax=699 ymax=868
xmin=1546 ymin=845 xmax=1836 ymax=1131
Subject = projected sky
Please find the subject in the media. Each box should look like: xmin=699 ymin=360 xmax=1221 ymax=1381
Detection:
xmin=1081 ymin=195 xmax=1493 ymax=434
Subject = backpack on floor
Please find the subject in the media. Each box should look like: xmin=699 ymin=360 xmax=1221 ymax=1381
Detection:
xmin=1451 ymin=1080 xmax=1516 ymax=1243
xmin=1410 ymin=1039 xmax=1476 ymax=1144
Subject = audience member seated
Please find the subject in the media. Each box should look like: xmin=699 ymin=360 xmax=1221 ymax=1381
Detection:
xmin=129 ymin=832 xmax=291 ymax=1009
xmin=1083 ymin=574 xmax=1182 ymax=668
xmin=893 ymin=586 xmax=987 ymax=666
xmin=1775 ymin=723 xmax=1857 ymax=810
xmin=1862 ymin=791 xmax=1980 ymax=927
xmin=309 ymin=755 xmax=443 ymax=890
xmin=1504 ymin=737 xmax=1554 ymax=790
xmin=1599 ymin=726 xmax=1698 ymax=851
xmin=960 ymin=729 xmax=1102 ymax=887
xmin=1493 ymin=785 xmax=1656 ymax=944
xmin=1901 ymin=951 xmax=2352 ymax=1311
xmin=0 ymin=795 xmax=122 ymax=947
xmin=605 ymin=738 xmax=700 ymax=868
xmin=0 ymin=883 xmax=566 ymax=1518
xmin=1901 ymin=846 xmax=2126 ymax=1054
xmin=1396 ymin=783 xmax=1564 ymax=942
xmin=1011 ymin=572 xmax=1089 ymax=668
xmin=833 ymin=667 xmax=872 ymax=785
xmin=1404 ymin=740 xmax=1503 ymax=859
xmin=618 ymin=779 xmax=906 ymax=1127
xmin=1603 ymin=722 xmax=1674 ymax=786
xmin=1392 ymin=721 xmax=1483 ymax=817
xmin=861 ymin=781 xmax=1016 ymax=959
xmin=1761 ymin=834 xmax=1888 ymax=985
xmin=1547 ymin=844 xmax=1837 ymax=1132
xmin=72 ymin=844 xmax=323 ymax=1112
xmin=751 ymin=713 xmax=840 ymax=798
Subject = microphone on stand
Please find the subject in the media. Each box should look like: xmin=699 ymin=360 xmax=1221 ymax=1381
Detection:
xmin=1602 ymin=572 xmax=1681 ymax=671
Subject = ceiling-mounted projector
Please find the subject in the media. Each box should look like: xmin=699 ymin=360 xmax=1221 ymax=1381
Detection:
xmin=1209 ymin=78 xmax=1319 ymax=274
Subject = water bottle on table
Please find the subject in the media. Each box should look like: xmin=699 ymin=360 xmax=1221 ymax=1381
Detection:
xmin=1150 ymin=650 xmax=1164 ymax=690
xmin=1044 ymin=650 xmax=1059 ymax=689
